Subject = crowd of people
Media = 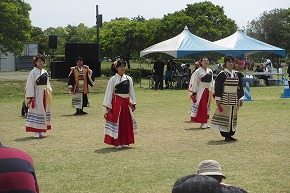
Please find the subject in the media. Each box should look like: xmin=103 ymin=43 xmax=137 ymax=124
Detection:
xmin=5 ymin=53 xmax=288 ymax=192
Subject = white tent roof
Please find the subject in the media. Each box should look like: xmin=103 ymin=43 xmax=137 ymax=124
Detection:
xmin=140 ymin=26 xmax=230 ymax=58
xmin=213 ymin=30 xmax=286 ymax=57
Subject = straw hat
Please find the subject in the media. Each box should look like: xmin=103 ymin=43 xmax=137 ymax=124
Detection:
xmin=196 ymin=160 xmax=226 ymax=179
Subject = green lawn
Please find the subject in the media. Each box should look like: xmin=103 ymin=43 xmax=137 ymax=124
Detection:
xmin=0 ymin=78 xmax=290 ymax=193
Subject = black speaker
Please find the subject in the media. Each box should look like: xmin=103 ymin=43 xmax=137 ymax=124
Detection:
xmin=48 ymin=36 xmax=57 ymax=49
xmin=65 ymin=43 xmax=101 ymax=77
xmin=65 ymin=43 xmax=99 ymax=61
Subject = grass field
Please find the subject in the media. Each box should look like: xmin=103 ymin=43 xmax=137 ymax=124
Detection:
xmin=0 ymin=77 xmax=290 ymax=193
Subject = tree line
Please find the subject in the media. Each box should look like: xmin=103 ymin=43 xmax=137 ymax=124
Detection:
xmin=1 ymin=0 xmax=289 ymax=64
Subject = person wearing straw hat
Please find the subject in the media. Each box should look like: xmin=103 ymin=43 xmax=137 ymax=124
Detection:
xmin=196 ymin=160 xmax=248 ymax=192
xmin=196 ymin=160 xmax=226 ymax=184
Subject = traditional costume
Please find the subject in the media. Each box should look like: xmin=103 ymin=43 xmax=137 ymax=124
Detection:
xmin=68 ymin=65 xmax=94 ymax=114
xmin=188 ymin=67 xmax=214 ymax=127
xmin=103 ymin=73 xmax=138 ymax=147
xmin=25 ymin=67 xmax=52 ymax=133
xmin=211 ymin=69 xmax=244 ymax=139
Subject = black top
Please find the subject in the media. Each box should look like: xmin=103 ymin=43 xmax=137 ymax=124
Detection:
xmin=153 ymin=60 xmax=165 ymax=75
xmin=36 ymin=73 xmax=48 ymax=85
xmin=214 ymin=71 xmax=244 ymax=99
xmin=200 ymin=72 xmax=212 ymax=83
xmin=115 ymin=79 xmax=130 ymax=94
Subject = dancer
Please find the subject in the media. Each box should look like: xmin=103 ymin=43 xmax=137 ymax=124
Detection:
xmin=211 ymin=55 xmax=244 ymax=142
xmin=103 ymin=60 xmax=139 ymax=149
xmin=68 ymin=57 xmax=94 ymax=115
xmin=188 ymin=56 xmax=214 ymax=129
xmin=25 ymin=54 xmax=52 ymax=138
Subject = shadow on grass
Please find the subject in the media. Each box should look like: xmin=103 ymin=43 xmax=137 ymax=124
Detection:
xmin=184 ymin=121 xmax=193 ymax=123
xmin=60 ymin=114 xmax=75 ymax=117
xmin=15 ymin=137 xmax=45 ymax=142
xmin=207 ymin=140 xmax=231 ymax=145
xmin=94 ymin=147 xmax=131 ymax=154
xmin=184 ymin=127 xmax=203 ymax=131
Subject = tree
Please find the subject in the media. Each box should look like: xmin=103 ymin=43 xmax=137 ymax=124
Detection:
xmin=65 ymin=23 xmax=96 ymax=43
xmin=246 ymin=8 xmax=290 ymax=57
xmin=44 ymin=27 xmax=67 ymax=55
xmin=100 ymin=18 xmax=147 ymax=68
xmin=0 ymin=0 xmax=32 ymax=55
xmin=183 ymin=1 xmax=237 ymax=41
xmin=29 ymin=27 xmax=48 ymax=54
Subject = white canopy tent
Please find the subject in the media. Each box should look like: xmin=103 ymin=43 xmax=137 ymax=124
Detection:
xmin=213 ymin=30 xmax=286 ymax=57
xmin=140 ymin=26 xmax=230 ymax=58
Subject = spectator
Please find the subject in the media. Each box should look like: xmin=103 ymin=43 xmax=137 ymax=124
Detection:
xmin=153 ymin=55 xmax=165 ymax=90
xmin=172 ymin=174 xmax=222 ymax=193
xmin=255 ymin=65 xmax=270 ymax=86
xmin=196 ymin=160 xmax=248 ymax=192
xmin=0 ymin=142 xmax=39 ymax=193
xmin=196 ymin=160 xmax=226 ymax=183
xmin=263 ymin=58 xmax=272 ymax=73
xmin=287 ymin=62 xmax=290 ymax=89
xmin=221 ymin=185 xmax=248 ymax=193
xmin=165 ymin=59 xmax=176 ymax=89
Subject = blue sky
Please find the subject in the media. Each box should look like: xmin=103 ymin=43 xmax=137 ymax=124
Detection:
xmin=25 ymin=0 xmax=290 ymax=30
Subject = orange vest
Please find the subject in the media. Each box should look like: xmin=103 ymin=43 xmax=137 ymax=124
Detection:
xmin=73 ymin=67 xmax=89 ymax=94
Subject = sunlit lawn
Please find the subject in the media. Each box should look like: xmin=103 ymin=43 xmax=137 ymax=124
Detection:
xmin=0 ymin=77 xmax=290 ymax=193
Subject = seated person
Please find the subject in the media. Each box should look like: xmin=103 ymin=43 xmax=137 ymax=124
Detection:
xmin=196 ymin=160 xmax=248 ymax=192
xmin=182 ymin=64 xmax=191 ymax=88
xmin=255 ymin=65 xmax=270 ymax=86
xmin=172 ymin=174 xmax=222 ymax=193
xmin=0 ymin=142 xmax=39 ymax=193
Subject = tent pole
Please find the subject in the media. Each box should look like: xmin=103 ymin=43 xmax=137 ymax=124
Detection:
xmin=139 ymin=58 xmax=142 ymax=88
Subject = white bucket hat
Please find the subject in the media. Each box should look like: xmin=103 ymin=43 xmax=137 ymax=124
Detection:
xmin=196 ymin=160 xmax=226 ymax=179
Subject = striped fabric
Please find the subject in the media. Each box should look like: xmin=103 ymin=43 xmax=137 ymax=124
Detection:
xmin=220 ymin=78 xmax=239 ymax=105
xmin=0 ymin=145 xmax=39 ymax=193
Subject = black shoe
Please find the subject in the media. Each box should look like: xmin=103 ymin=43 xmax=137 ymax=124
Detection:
xmin=74 ymin=109 xmax=81 ymax=115
xmin=225 ymin=137 xmax=231 ymax=142
xmin=230 ymin=136 xmax=237 ymax=141
xmin=79 ymin=110 xmax=88 ymax=115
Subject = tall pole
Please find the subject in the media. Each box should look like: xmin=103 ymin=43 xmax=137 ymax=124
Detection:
xmin=96 ymin=5 xmax=100 ymax=63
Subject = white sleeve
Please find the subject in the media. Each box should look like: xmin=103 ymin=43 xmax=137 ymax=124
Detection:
xmin=103 ymin=77 xmax=115 ymax=112
xmin=25 ymin=70 xmax=35 ymax=98
xmin=128 ymin=76 xmax=136 ymax=104
xmin=188 ymin=70 xmax=199 ymax=93
xmin=209 ymin=70 xmax=214 ymax=92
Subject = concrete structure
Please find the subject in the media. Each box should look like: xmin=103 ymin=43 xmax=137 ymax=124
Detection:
xmin=0 ymin=52 xmax=15 ymax=71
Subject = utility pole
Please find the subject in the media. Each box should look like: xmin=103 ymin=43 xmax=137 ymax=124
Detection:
xmin=96 ymin=5 xmax=102 ymax=63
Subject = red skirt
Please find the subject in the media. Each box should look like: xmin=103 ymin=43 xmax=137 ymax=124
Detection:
xmin=104 ymin=96 xmax=134 ymax=146
xmin=191 ymin=88 xmax=209 ymax=123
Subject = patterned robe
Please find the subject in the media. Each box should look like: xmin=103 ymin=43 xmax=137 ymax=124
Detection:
xmin=188 ymin=67 xmax=214 ymax=123
xmin=211 ymin=69 xmax=244 ymax=133
xmin=25 ymin=67 xmax=52 ymax=132
xmin=68 ymin=66 xmax=94 ymax=109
